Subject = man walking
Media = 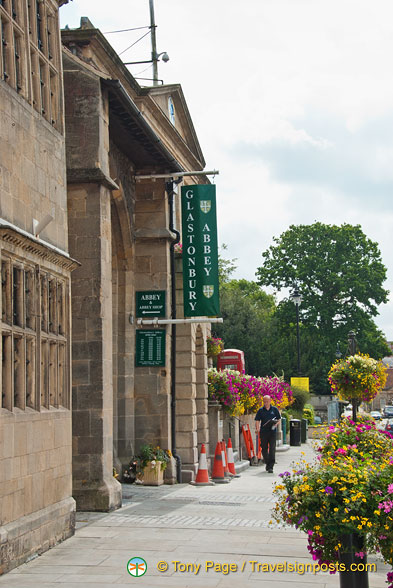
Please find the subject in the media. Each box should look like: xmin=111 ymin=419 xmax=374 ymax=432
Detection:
xmin=255 ymin=395 xmax=281 ymax=473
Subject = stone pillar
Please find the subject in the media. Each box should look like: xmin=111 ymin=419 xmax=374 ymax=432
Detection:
xmin=68 ymin=183 xmax=121 ymax=511
xmin=174 ymin=256 xmax=199 ymax=480
xmin=176 ymin=322 xmax=198 ymax=480
xmin=195 ymin=326 xmax=210 ymax=459
xmin=134 ymin=179 xmax=172 ymax=451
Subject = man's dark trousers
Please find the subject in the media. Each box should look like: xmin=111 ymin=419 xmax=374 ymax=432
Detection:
xmin=260 ymin=430 xmax=276 ymax=470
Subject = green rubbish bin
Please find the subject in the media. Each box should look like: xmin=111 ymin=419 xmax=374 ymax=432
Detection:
xmin=301 ymin=418 xmax=308 ymax=443
xmin=290 ymin=419 xmax=301 ymax=446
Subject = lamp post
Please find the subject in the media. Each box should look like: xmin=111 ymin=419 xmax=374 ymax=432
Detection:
xmin=347 ymin=330 xmax=358 ymax=422
xmin=290 ymin=288 xmax=302 ymax=375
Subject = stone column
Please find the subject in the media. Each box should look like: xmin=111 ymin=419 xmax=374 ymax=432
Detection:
xmin=175 ymin=322 xmax=198 ymax=481
xmin=195 ymin=325 xmax=210 ymax=458
xmin=174 ymin=256 xmax=199 ymax=481
xmin=133 ymin=179 xmax=172 ymax=451
xmin=68 ymin=183 xmax=121 ymax=511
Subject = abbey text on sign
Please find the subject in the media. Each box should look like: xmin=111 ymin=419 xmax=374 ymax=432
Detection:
xmin=181 ymin=184 xmax=220 ymax=317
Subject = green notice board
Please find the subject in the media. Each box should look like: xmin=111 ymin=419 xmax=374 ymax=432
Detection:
xmin=136 ymin=291 xmax=166 ymax=318
xmin=135 ymin=330 xmax=166 ymax=367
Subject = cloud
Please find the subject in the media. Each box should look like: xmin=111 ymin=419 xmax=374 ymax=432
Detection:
xmin=227 ymin=111 xmax=393 ymax=210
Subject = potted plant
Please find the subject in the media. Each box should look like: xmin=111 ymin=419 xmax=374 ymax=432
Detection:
xmin=272 ymin=417 xmax=393 ymax=588
xmin=138 ymin=444 xmax=171 ymax=486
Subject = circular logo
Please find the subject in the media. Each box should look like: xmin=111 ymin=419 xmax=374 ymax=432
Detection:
xmin=127 ymin=557 xmax=147 ymax=577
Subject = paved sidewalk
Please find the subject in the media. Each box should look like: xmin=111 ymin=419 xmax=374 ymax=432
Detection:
xmin=1 ymin=443 xmax=389 ymax=587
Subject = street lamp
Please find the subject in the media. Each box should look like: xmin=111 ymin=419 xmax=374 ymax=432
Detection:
xmin=347 ymin=330 xmax=358 ymax=422
xmin=290 ymin=287 xmax=302 ymax=375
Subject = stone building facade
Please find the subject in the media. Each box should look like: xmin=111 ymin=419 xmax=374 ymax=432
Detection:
xmin=0 ymin=0 xmax=76 ymax=574
xmin=61 ymin=19 xmax=212 ymax=508
xmin=0 ymin=7 xmax=214 ymax=572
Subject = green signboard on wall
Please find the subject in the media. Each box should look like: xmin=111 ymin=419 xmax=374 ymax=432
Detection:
xmin=136 ymin=291 xmax=166 ymax=318
xmin=135 ymin=330 xmax=166 ymax=367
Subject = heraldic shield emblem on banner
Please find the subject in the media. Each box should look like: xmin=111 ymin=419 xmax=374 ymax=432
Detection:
xmin=203 ymin=285 xmax=214 ymax=298
xmin=200 ymin=200 xmax=211 ymax=214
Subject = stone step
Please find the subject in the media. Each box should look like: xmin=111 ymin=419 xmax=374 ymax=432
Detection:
xmin=234 ymin=459 xmax=250 ymax=474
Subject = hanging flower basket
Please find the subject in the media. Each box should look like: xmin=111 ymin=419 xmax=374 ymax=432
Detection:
xmin=174 ymin=242 xmax=183 ymax=255
xmin=328 ymin=354 xmax=387 ymax=403
xmin=272 ymin=417 xmax=393 ymax=588
xmin=206 ymin=336 xmax=224 ymax=357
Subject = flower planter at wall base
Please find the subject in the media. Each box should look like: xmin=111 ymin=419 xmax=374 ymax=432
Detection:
xmin=338 ymin=532 xmax=369 ymax=588
xmin=142 ymin=462 xmax=164 ymax=486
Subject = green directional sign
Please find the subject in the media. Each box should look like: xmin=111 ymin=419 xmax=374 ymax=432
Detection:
xmin=135 ymin=330 xmax=166 ymax=367
xmin=136 ymin=291 xmax=166 ymax=318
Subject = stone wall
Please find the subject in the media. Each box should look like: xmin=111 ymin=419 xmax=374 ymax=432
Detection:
xmin=0 ymin=82 xmax=68 ymax=249
xmin=0 ymin=411 xmax=75 ymax=574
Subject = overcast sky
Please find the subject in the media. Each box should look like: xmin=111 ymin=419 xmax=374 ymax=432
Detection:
xmin=60 ymin=0 xmax=393 ymax=340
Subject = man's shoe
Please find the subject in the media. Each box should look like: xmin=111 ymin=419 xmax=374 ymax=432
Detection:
xmin=267 ymin=469 xmax=273 ymax=473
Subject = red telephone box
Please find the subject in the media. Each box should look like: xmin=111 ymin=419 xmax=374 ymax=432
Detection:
xmin=217 ymin=349 xmax=245 ymax=373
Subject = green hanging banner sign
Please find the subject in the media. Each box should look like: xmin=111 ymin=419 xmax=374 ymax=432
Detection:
xmin=181 ymin=184 xmax=220 ymax=317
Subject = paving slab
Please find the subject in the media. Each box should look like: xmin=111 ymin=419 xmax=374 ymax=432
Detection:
xmin=1 ymin=442 xmax=390 ymax=587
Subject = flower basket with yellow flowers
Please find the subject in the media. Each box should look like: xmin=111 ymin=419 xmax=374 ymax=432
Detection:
xmin=206 ymin=336 xmax=224 ymax=357
xmin=272 ymin=417 xmax=393 ymax=588
xmin=328 ymin=354 xmax=387 ymax=403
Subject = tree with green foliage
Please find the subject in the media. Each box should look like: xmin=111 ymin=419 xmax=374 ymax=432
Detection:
xmin=215 ymin=246 xmax=277 ymax=375
xmin=256 ymin=222 xmax=390 ymax=392
xmin=215 ymin=278 xmax=276 ymax=376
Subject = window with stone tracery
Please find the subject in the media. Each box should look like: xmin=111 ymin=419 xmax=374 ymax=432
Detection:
xmin=0 ymin=0 xmax=63 ymax=131
xmin=1 ymin=254 xmax=69 ymax=412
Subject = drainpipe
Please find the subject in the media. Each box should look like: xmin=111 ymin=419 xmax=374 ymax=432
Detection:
xmin=166 ymin=180 xmax=182 ymax=483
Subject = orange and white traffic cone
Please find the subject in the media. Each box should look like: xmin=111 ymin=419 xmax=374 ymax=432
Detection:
xmin=227 ymin=437 xmax=240 ymax=477
xmin=222 ymin=440 xmax=233 ymax=478
xmin=211 ymin=441 xmax=230 ymax=483
xmin=191 ymin=444 xmax=215 ymax=486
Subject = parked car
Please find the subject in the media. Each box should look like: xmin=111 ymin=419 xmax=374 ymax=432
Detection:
xmin=314 ymin=416 xmax=322 ymax=425
xmin=371 ymin=410 xmax=382 ymax=420
xmin=385 ymin=419 xmax=393 ymax=433
xmin=383 ymin=406 xmax=393 ymax=418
